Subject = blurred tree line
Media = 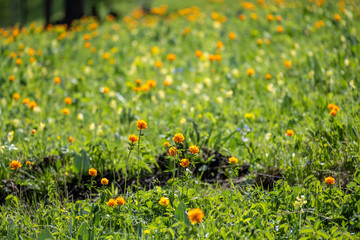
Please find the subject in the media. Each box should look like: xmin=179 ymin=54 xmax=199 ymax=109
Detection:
xmin=0 ymin=0 xmax=153 ymax=27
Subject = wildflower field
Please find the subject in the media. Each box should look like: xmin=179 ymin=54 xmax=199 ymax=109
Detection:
xmin=1 ymin=0 xmax=360 ymax=239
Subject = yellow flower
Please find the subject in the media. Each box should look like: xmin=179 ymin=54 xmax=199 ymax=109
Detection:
xmin=106 ymin=199 xmax=116 ymax=207
xmin=128 ymin=134 xmax=139 ymax=143
xmin=10 ymin=160 xmax=22 ymax=170
xmin=8 ymin=75 xmax=15 ymax=82
xmin=180 ymin=159 xmax=190 ymax=168
xmin=89 ymin=168 xmax=97 ymax=176
xmin=189 ymin=145 xmax=199 ymax=154
xmin=246 ymin=68 xmax=255 ymax=76
xmin=62 ymin=108 xmax=70 ymax=115
xmin=158 ymin=196 xmax=170 ymax=206
xmin=101 ymin=178 xmax=109 ymax=185
xmin=286 ymin=129 xmax=294 ymax=137
xmin=228 ymin=156 xmax=238 ymax=165
xmin=164 ymin=142 xmax=170 ymax=148
xmin=324 ymin=176 xmax=335 ymax=185
xmin=188 ymin=208 xmax=204 ymax=224
xmin=244 ymin=113 xmax=255 ymax=121
xmin=116 ymin=196 xmax=126 ymax=205
xmin=173 ymin=133 xmax=185 ymax=143
xmin=136 ymin=120 xmax=148 ymax=130
xmin=168 ymin=147 xmax=177 ymax=157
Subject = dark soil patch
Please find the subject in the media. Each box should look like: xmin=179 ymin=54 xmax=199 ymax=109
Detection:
xmin=0 ymin=148 xmax=254 ymax=203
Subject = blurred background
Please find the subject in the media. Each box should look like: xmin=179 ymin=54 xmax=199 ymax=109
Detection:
xmin=0 ymin=0 xmax=156 ymax=27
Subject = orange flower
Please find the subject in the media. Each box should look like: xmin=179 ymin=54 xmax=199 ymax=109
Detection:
xmin=164 ymin=142 xmax=170 ymax=148
xmin=128 ymin=134 xmax=139 ymax=143
xmin=246 ymin=68 xmax=255 ymax=76
xmin=168 ymin=147 xmax=177 ymax=156
xmin=10 ymin=160 xmax=22 ymax=170
xmin=9 ymin=75 xmax=15 ymax=82
xmin=31 ymin=129 xmax=37 ymax=135
xmin=13 ymin=93 xmax=20 ymax=100
xmin=327 ymin=103 xmax=335 ymax=110
xmin=141 ymin=84 xmax=150 ymax=92
xmin=276 ymin=26 xmax=284 ymax=33
xmin=189 ymin=145 xmax=199 ymax=154
xmin=324 ymin=176 xmax=335 ymax=185
xmin=135 ymin=79 xmax=142 ymax=85
xmin=147 ymin=79 xmax=156 ymax=88
xmin=64 ymin=97 xmax=72 ymax=105
xmin=173 ymin=133 xmax=185 ymax=143
xmin=158 ymin=196 xmax=170 ymax=206
xmin=101 ymin=178 xmax=109 ymax=185
xmin=164 ymin=79 xmax=172 ymax=86
xmin=68 ymin=136 xmax=75 ymax=143
xmin=83 ymin=33 xmax=91 ymax=41
xmin=267 ymin=14 xmax=274 ymax=22
xmin=62 ymin=108 xmax=70 ymax=115
xmin=256 ymin=38 xmax=263 ymax=45
xmin=84 ymin=42 xmax=91 ymax=48
xmin=116 ymin=196 xmax=126 ymax=205
xmin=286 ymin=129 xmax=294 ymax=137
xmin=238 ymin=14 xmax=246 ymax=21
xmin=26 ymin=161 xmax=32 ymax=166
xmin=102 ymin=87 xmax=110 ymax=94
xmin=334 ymin=14 xmax=341 ymax=22
xmin=228 ymin=32 xmax=237 ymax=40
xmin=216 ymin=41 xmax=224 ymax=49
xmin=167 ymin=53 xmax=176 ymax=61
xmin=265 ymin=73 xmax=272 ymax=80
xmin=330 ymin=109 xmax=337 ymax=116
xmin=28 ymin=101 xmax=37 ymax=110
xmin=228 ymin=156 xmax=238 ymax=165
xmin=195 ymin=50 xmax=203 ymax=58
xmin=15 ymin=58 xmax=22 ymax=65
xmin=284 ymin=60 xmax=291 ymax=69
xmin=103 ymin=52 xmax=110 ymax=59
xmin=22 ymin=99 xmax=30 ymax=106
xmin=275 ymin=15 xmax=282 ymax=21
xmin=180 ymin=159 xmax=190 ymax=168
xmin=155 ymin=60 xmax=163 ymax=68
xmin=136 ymin=120 xmax=148 ymax=130
xmin=106 ymin=199 xmax=117 ymax=207
xmin=54 ymin=77 xmax=61 ymax=84
xmin=188 ymin=208 xmax=204 ymax=224
xmin=89 ymin=168 xmax=97 ymax=176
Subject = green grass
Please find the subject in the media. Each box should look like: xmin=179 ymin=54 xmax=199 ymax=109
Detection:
xmin=0 ymin=0 xmax=360 ymax=239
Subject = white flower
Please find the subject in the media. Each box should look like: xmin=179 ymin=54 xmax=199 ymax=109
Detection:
xmin=77 ymin=113 xmax=84 ymax=121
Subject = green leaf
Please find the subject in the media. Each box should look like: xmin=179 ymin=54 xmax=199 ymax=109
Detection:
xmin=137 ymin=222 xmax=142 ymax=240
xmin=175 ymin=201 xmax=190 ymax=226
xmin=317 ymin=230 xmax=329 ymax=239
xmin=77 ymin=222 xmax=89 ymax=240
xmin=37 ymin=229 xmax=55 ymax=240
xmin=73 ymin=150 xmax=90 ymax=174
xmin=300 ymin=227 xmax=315 ymax=234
